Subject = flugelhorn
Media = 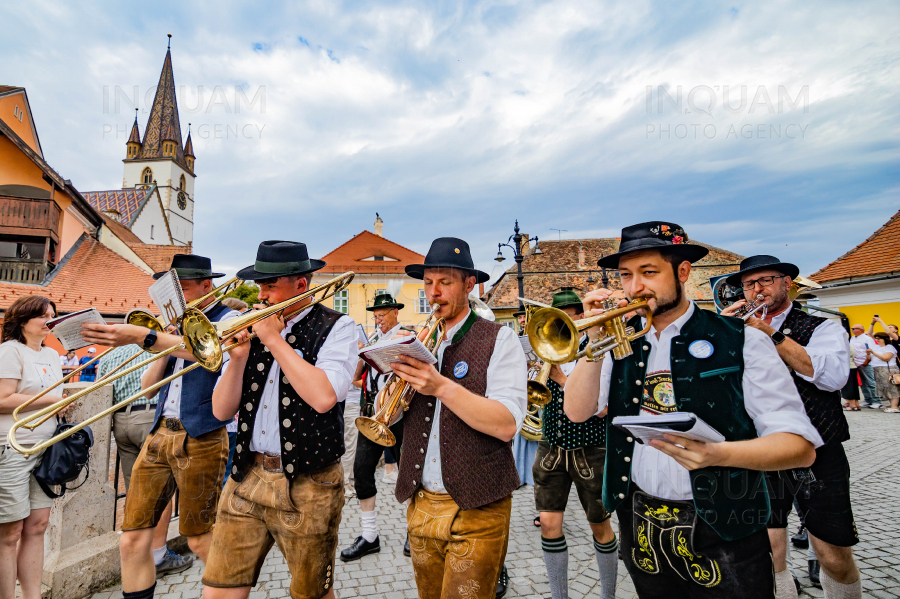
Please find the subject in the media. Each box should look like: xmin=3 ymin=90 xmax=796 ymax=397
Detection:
xmin=355 ymin=305 xmax=445 ymax=446
xmin=7 ymin=272 xmax=354 ymax=455
xmin=527 ymin=299 xmax=652 ymax=365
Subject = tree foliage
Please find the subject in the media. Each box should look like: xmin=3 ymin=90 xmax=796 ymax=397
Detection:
xmin=222 ymin=282 xmax=259 ymax=306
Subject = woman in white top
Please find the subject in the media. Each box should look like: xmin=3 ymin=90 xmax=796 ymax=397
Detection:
xmin=869 ymin=332 xmax=900 ymax=412
xmin=0 ymin=295 xmax=63 ymax=599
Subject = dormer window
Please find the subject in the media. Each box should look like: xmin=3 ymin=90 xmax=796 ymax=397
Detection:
xmin=360 ymin=255 xmax=398 ymax=262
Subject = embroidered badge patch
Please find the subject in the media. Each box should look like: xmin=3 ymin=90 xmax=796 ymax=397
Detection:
xmin=688 ymin=340 xmax=714 ymax=359
xmin=453 ymin=361 xmax=468 ymax=378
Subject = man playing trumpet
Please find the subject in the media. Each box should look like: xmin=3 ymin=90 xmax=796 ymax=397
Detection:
xmin=385 ymin=237 xmax=527 ymax=599
xmin=81 ymin=254 xmax=240 ymax=599
xmin=563 ymin=222 xmax=822 ymax=599
xmin=202 ymin=241 xmax=358 ymax=599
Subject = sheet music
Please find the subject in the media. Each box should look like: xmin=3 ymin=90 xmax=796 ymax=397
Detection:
xmin=46 ymin=308 xmax=107 ymax=351
xmin=520 ymin=335 xmax=538 ymax=362
xmin=359 ymin=336 xmax=437 ymax=375
xmin=357 ymin=325 xmax=370 ymax=345
xmin=148 ymin=270 xmax=187 ymax=326
xmin=612 ymin=412 xmax=725 ymax=445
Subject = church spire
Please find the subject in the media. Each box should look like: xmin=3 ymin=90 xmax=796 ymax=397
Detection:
xmin=129 ymin=36 xmax=188 ymax=169
xmin=184 ymin=123 xmax=195 ymax=171
xmin=126 ymin=108 xmax=141 ymax=159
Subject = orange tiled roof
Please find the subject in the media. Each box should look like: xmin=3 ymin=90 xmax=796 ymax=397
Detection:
xmin=0 ymin=235 xmax=156 ymax=316
xmin=482 ymin=238 xmax=744 ymax=309
xmin=127 ymin=242 xmax=192 ymax=274
xmin=319 ymin=231 xmax=425 ymax=274
xmin=83 ymin=188 xmax=152 ymax=227
xmin=810 ymin=209 xmax=900 ymax=283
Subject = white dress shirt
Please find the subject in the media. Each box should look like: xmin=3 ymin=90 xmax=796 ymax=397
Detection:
xmin=768 ymin=305 xmax=849 ymax=392
xmin=421 ymin=310 xmax=528 ymax=493
xmin=586 ymin=301 xmax=822 ymax=501
xmin=216 ymin=306 xmax=357 ymax=455
xmin=161 ymin=302 xmax=240 ymax=419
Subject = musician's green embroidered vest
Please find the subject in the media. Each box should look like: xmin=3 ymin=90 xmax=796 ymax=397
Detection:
xmin=604 ymin=306 xmax=770 ymax=542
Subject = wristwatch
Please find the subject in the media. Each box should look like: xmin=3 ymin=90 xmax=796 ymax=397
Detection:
xmin=142 ymin=329 xmax=158 ymax=349
xmin=770 ymin=330 xmax=786 ymax=345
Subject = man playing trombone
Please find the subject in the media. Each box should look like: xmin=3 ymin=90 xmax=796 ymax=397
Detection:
xmin=202 ymin=241 xmax=357 ymax=599
xmin=389 ymin=237 xmax=527 ymax=599
xmin=82 ymin=254 xmax=240 ymax=599
xmin=341 ymin=293 xmax=412 ymax=562
xmin=562 ymin=222 xmax=822 ymax=599
xmin=532 ymin=288 xmax=619 ymax=599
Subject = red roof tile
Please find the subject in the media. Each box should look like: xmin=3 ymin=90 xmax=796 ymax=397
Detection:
xmin=319 ymin=231 xmax=425 ymax=274
xmin=127 ymin=242 xmax=191 ymax=274
xmin=0 ymin=235 xmax=156 ymax=317
xmin=810 ymin=209 xmax=900 ymax=283
xmin=83 ymin=188 xmax=153 ymax=228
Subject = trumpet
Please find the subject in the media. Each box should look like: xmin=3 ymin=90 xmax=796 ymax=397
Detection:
xmin=527 ymin=299 xmax=652 ymax=365
xmin=355 ymin=305 xmax=445 ymax=446
xmin=7 ymin=272 xmax=355 ymax=456
xmin=733 ymin=294 xmax=768 ymax=320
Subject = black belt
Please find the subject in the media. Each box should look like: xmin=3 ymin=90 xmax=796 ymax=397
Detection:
xmin=115 ymin=402 xmax=157 ymax=413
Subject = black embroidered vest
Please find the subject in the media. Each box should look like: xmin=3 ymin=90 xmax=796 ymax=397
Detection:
xmin=605 ymin=307 xmax=770 ymax=542
xmin=779 ymin=302 xmax=850 ymax=446
xmin=230 ymin=303 xmax=345 ymax=483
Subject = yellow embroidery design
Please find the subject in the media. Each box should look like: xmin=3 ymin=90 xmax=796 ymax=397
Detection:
xmin=644 ymin=505 xmax=680 ymax=523
xmin=672 ymin=530 xmax=721 ymax=587
xmin=632 ymin=521 xmax=658 ymax=573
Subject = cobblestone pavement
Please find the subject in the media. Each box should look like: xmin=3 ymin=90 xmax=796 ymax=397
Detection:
xmin=90 ymin=410 xmax=900 ymax=599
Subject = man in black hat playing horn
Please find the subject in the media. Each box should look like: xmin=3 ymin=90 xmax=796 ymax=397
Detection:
xmin=722 ymin=256 xmax=858 ymax=599
xmin=340 ymin=292 xmax=413 ymax=561
xmin=388 ymin=237 xmax=527 ymax=599
xmin=563 ymin=222 xmax=822 ymax=599
xmin=82 ymin=254 xmax=241 ymax=599
xmin=201 ymin=241 xmax=358 ymax=599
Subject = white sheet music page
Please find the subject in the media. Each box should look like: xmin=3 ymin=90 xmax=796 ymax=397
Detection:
xmin=359 ymin=336 xmax=437 ymax=375
xmin=612 ymin=412 xmax=725 ymax=445
xmin=148 ymin=270 xmax=186 ymax=326
xmin=46 ymin=308 xmax=107 ymax=351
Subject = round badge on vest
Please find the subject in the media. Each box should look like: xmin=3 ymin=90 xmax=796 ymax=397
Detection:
xmin=453 ymin=361 xmax=469 ymax=379
xmin=688 ymin=340 xmax=714 ymax=359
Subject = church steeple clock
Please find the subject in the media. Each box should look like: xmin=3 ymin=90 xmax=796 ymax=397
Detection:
xmin=121 ymin=35 xmax=195 ymax=246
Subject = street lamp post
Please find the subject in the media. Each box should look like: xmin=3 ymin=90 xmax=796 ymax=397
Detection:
xmin=495 ymin=220 xmax=542 ymax=313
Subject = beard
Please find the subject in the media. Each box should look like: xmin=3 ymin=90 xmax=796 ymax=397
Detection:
xmin=632 ymin=282 xmax=684 ymax=319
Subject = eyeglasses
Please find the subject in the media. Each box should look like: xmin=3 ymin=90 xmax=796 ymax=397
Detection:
xmin=741 ymin=275 xmax=787 ymax=290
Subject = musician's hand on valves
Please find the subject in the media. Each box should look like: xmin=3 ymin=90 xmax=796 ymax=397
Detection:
xmin=719 ymin=300 xmax=745 ymax=318
xmin=251 ymin=304 xmax=285 ymax=346
xmin=390 ymin=355 xmax=449 ymax=398
xmin=580 ymin=289 xmax=623 ymax=344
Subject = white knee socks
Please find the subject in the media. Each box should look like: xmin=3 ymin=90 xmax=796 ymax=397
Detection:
xmin=821 ymin=570 xmax=861 ymax=599
xmin=361 ymin=510 xmax=378 ymax=542
xmin=775 ymin=568 xmax=798 ymax=599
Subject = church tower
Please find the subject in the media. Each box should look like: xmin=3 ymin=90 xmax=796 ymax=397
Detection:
xmin=122 ymin=35 xmax=195 ymax=246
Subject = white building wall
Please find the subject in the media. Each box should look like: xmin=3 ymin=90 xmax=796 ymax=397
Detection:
xmin=129 ymin=190 xmax=172 ymax=245
xmin=122 ymin=159 xmax=194 ymax=246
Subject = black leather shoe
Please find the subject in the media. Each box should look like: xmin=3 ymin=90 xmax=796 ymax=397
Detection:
xmin=496 ymin=564 xmax=508 ymax=598
xmin=808 ymin=559 xmax=821 ymax=587
xmin=791 ymin=525 xmax=809 ymax=548
xmin=340 ymin=535 xmax=381 ymax=561
xmin=404 ymin=535 xmax=411 ymax=557
xmin=793 ymin=573 xmax=801 ymax=595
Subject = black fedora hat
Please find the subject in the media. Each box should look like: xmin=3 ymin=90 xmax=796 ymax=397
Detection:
xmin=236 ymin=241 xmax=326 ymax=281
xmin=725 ymin=255 xmax=799 ymax=287
xmin=405 ymin=237 xmax=490 ymax=284
xmin=153 ymin=254 xmax=225 ymax=280
xmin=367 ymin=294 xmax=405 ymax=311
xmin=598 ymin=221 xmax=708 ymax=269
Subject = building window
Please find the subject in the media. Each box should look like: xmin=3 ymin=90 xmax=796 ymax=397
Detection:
xmin=150 ymin=225 xmax=154 ymax=239
xmin=179 ymin=175 xmax=186 ymax=190
xmin=142 ymin=167 xmax=153 ymax=184
xmin=334 ymin=289 xmax=349 ymax=314
xmin=416 ymin=290 xmax=431 ymax=314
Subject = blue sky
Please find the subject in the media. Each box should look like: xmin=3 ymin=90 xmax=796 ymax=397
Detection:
xmin=2 ymin=1 xmax=898 ymax=283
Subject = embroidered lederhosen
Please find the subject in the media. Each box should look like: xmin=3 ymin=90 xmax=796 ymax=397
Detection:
xmin=630 ymin=491 xmax=721 ymax=588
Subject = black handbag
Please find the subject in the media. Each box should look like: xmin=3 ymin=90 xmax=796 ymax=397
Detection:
xmin=32 ymin=418 xmax=94 ymax=499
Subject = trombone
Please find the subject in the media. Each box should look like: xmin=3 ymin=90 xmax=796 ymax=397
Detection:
xmin=527 ymin=298 xmax=652 ymax=365
xmin=355 ymin=304 xmax=445 ymax=446
xmin=7 ymin=272 xmax=355 ymax=455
